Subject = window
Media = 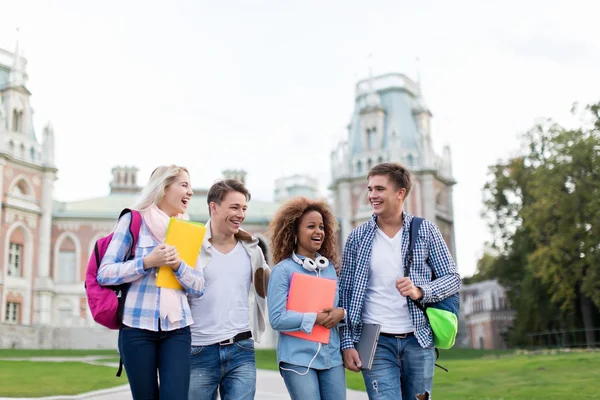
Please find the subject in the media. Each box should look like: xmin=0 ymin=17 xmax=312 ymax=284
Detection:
xmin=12 ymin=181 xmax=28 ymax=196
xmin=57 ymin=250 xmax=77 ymax=283
xmin=12 ymin=110 xmax=22 ymax=132
xmin=367 ymin=127 xmax=377 ymax=150
xmin=8 ymin=243 xmax=22 ymax=277
xmin=5 ymin=302 xmax=19 ymax=323
xmin=356 ymin=160 xmax=362 ymax=174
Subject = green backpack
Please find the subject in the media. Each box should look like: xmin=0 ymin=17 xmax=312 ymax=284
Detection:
xmin=407 ymin=218 xmax=460 ymax=369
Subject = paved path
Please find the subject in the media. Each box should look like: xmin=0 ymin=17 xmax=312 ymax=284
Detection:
xmin=0 ymin=357 xmax=367 ymax=400
xmin=86 ymin=369 xmax=367 ymax=400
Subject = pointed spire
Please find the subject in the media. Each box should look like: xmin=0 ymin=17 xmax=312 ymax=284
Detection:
xmin=9 ymin=28 xmax=25 ymax=87
xmin=42 ymin=122 xmax=55 ymax=166
xmin=368 ymin=53 xmax=374 ymax=89
xmin=443 ymin=144 xmax=453 ymax=177
xmin=364 ymin=53 xmax=381 ymax=109
xmin=415 ymin=56 xmax=421 ymax=93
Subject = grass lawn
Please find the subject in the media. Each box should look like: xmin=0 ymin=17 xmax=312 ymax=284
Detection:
xmin=0 ymin=349 xmax=118 ymax=358
xmin=1 ymin=348 xmax=598 ymax=398
xmin=257 ymin=348 xmax=600 ymax=399
xmin=0 ymin=361 xmax=126 ymax=397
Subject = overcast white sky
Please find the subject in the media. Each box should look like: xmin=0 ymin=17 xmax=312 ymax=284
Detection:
xmin=1 ymin=0 xmax=599 ymax=277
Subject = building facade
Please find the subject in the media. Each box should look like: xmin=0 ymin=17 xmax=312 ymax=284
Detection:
xmin=0 ymin=42 xmax=58 ymax=332
xmin=459 ymin=280 xmax=515 ymax=350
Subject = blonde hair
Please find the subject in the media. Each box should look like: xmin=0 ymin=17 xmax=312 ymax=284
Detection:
xmin=133 ymin=165 xmax=190 ymax=211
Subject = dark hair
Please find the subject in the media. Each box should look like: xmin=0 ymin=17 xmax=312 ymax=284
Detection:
xmin=368 ymin=162 xmax=412 ymax=196
xmin=207 ymin=179 xmax=251 ymax=214
xmin=269 ymin=197 xmax=340 ymax=268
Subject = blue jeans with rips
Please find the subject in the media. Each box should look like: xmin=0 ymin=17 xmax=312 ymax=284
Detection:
xmin=188 ymin=338 xmax=256 ymax=400
xmin=361 ymin=334 xmax=435 ymax=399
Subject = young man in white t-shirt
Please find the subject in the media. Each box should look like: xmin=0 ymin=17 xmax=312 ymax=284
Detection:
xmin=188 ymin=179 xmax=270 ymax=400
xmin=339 ymin=163 xmax=461 ymax=399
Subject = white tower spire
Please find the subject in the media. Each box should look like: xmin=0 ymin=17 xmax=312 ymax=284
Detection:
xmin=8 ymin=28 xmax=25 ymax=87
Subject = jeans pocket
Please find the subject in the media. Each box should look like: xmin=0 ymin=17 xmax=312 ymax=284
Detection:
xmin=234 ymin=339 xmax=255 ymax=352
xmin=191 ymin=345 xmax=205 ymax=357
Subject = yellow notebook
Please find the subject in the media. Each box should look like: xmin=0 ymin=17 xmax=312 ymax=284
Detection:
xmin=156 ymin=218 xmax=206 ymax=290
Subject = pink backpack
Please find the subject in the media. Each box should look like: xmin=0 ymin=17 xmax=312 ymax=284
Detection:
xmin=85 ymin=208 xmax=142 ymax=330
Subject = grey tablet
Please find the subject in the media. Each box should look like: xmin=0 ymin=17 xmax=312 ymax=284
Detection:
xmin=356 ymin=323 xmax=381 ymax=370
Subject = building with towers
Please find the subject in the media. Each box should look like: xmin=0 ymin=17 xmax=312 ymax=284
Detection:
xmin=329 ymin=73 xmax=457 ymax=258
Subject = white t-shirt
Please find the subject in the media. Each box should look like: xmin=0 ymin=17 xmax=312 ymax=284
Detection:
xmin=190 ymin=241 xmax=252 ymax=345
xmin=362 ymin=227 xmax=415 ymax=333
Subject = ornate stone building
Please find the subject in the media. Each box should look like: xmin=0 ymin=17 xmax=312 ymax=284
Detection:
xmin=0 ymin=42 xmax=57 ymax=329
xmin=329 ymin=73 xmax=457 ymax=256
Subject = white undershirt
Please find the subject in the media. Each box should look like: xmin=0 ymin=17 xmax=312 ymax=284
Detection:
xmin=190 ymin=241 xmax=252 ymax=345
xmin=362 ymin=227 xmax=415 ymax=333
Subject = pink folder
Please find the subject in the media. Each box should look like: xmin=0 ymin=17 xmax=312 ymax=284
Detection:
xmin=283 ymin=272 xmax=337 ymax=344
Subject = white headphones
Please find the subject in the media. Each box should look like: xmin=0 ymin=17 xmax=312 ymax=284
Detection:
xmin=292 ymin=251 xmax=329 ymax=273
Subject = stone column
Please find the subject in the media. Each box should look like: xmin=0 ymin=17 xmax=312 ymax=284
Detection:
xmin=337 ymin=181 xmax=353 ymax=247
xmin=421 ymin=174 xmax=436 ymax=222
xmin=34 ymin=169 xmax=56 ymax=325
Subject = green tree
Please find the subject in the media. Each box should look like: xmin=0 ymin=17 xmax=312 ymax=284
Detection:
xmin=521 ymin=106 xmax=600 ymax=346
xmin=481 ymin=102 xmax=600 ymax=347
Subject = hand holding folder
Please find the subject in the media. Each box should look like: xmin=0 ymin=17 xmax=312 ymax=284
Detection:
xmin=156 ymin=218 xmax=206 ymax=290
xmin=283 ymin=272 xmax=337 ymax=344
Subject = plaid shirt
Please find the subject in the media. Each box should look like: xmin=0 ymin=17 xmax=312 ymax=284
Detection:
xmin=339 ymin=212 xmax=461 ymax=350
xmin=97 ymin=213 xmax=205 ymax=332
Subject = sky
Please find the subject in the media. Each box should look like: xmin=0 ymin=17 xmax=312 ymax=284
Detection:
xmin=1 ymin=0 xmax=599 ymax=277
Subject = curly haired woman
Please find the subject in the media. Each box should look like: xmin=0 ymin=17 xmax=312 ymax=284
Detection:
xmin=267 ymin=197 xmax=347 ymax=400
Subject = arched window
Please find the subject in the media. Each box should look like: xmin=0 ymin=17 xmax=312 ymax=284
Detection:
xmin=57 ymin=236 xmax=78 ymax=283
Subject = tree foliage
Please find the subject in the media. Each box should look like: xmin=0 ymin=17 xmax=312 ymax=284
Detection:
xmin=479 ymin=102 xmax=600 ymax=346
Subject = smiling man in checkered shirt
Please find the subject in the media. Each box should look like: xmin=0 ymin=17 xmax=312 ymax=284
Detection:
xmin=338 ymin=162 xmax=461 ymax=400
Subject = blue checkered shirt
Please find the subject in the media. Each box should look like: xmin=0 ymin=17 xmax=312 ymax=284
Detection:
xmin=97 ymin=213 xmax=205 ymax=332
xmin=339 ymin=212 xmax=461 ymax=350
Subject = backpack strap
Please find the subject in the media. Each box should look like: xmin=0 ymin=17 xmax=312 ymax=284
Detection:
xmin=406 ymin=217 xmax=427 ymax=312
xmin=406 ymin=216 xmax=424 ymax=278
xmin=406 ymin=217 xmax=449 ymax=373
xmin=119 ymin=208 xmax=142 ymax=258
xmin=115 ymin=208 xmax=141 ymax=378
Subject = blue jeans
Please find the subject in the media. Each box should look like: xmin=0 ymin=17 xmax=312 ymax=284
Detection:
xmin=189 ymin=338 xmax=256 ymax=400
xmin=118 ymin=325 xmax=191 ymax=400
xmin=361 ymin=334 xmax=435 ymax=400
xmin=279 ymin=362 xmax=346 ymax=400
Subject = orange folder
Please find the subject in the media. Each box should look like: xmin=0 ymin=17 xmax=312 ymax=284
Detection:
xmin=283 ymin=272 xmax=337 ymax=344
xmin=156 ymin=218 xmax=206 ymax=290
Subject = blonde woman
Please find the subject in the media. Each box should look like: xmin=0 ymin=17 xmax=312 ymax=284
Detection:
xmin=98 ymin=165 xmax=205 ymax=400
